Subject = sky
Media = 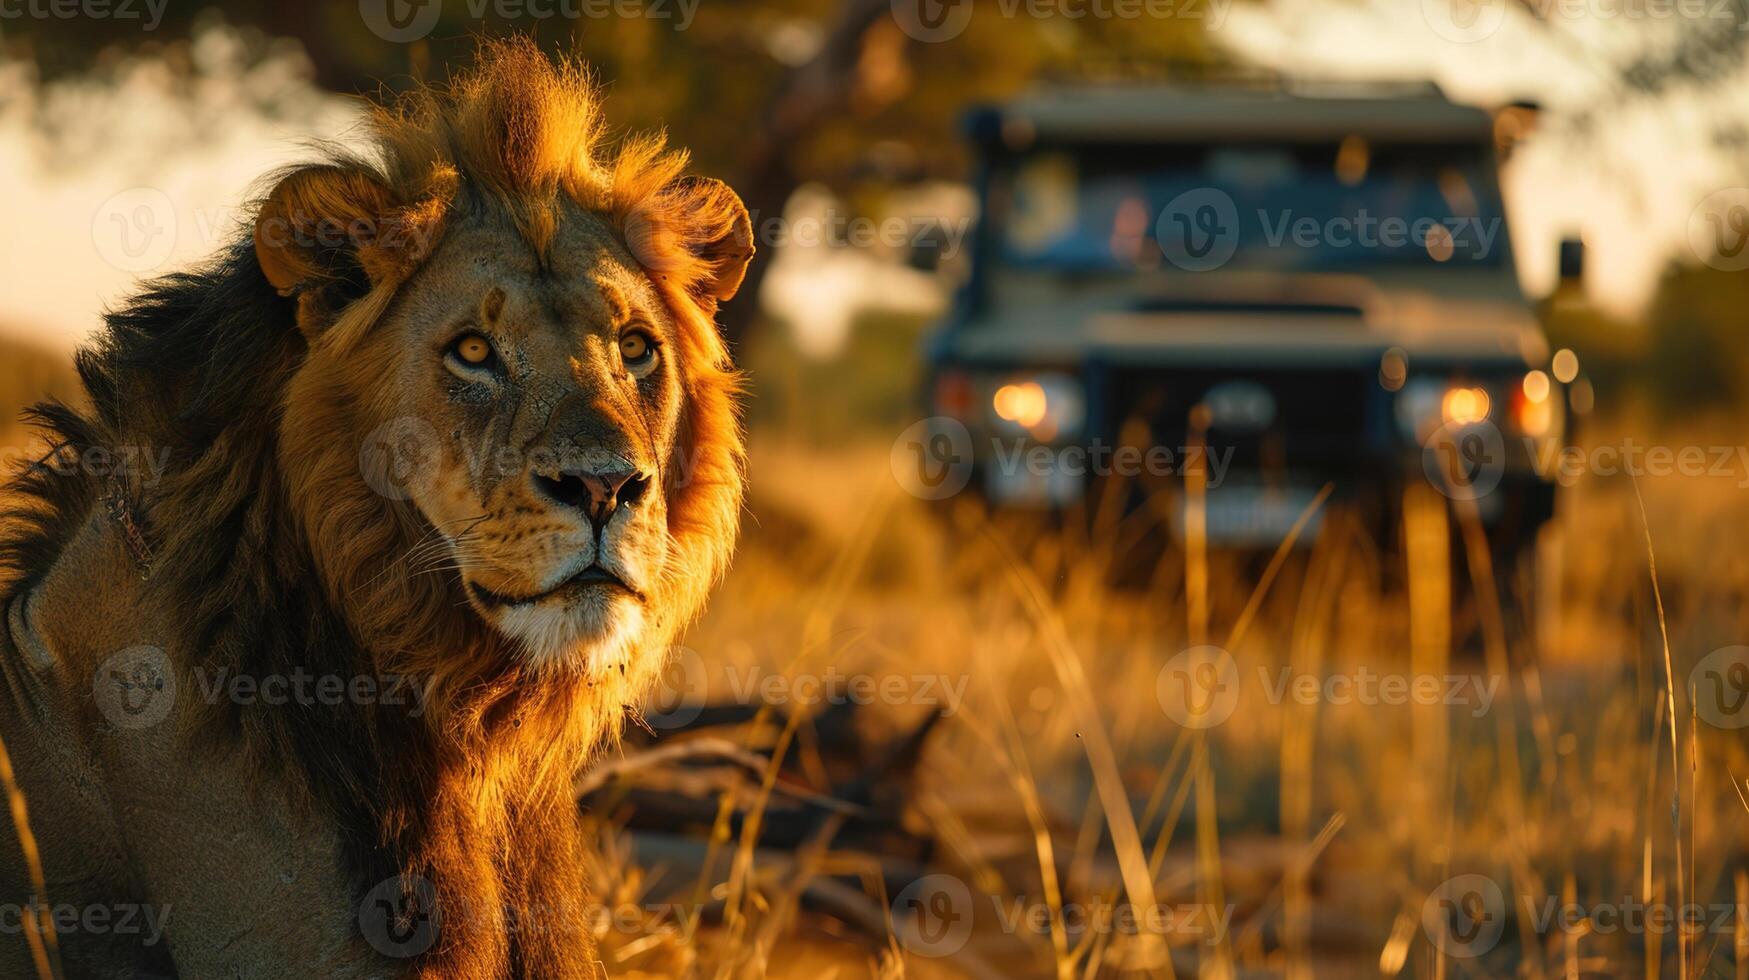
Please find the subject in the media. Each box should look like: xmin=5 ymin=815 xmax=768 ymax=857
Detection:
xmin=1215 ymin=0 xmax=1749 ymax=312
xmin=3 ymin=8 xmax=1746 ymax=351
xmin=0 ymin=29 xmax=355 ymax=350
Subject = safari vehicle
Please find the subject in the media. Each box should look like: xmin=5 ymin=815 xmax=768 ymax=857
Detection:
xmin=918 ymin=82 xmax=1571 ymax=566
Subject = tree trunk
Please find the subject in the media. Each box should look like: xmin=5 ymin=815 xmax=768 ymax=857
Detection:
xmin=718 ymin=0 xmax=907 ymax=354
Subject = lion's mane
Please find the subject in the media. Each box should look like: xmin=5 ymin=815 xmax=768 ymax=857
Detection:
xmin=0 ymin=38 xmax=746 ymax=976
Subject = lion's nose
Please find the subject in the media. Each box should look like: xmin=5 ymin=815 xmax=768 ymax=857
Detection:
xmin=533 ymin=467 xmax=648 ymax=528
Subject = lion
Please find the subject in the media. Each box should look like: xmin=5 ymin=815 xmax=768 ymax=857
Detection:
xmin=0 ymin=38 xmax=749 ymax=978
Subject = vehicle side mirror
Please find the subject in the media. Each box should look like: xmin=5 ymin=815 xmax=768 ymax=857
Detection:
xmin=1558 ymin=237 xmax=1585 ymax=284
xmin=908 ymin=221 xmax=949 ymax=274
xmin=1494 ymin=101 xmax=1541 ymax=161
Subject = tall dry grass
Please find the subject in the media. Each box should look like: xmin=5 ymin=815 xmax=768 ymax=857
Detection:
xmin=0 ymin=335 xmax=1742 ymax=978
xmin=588 ymin=420 xmax=1749 ymax=979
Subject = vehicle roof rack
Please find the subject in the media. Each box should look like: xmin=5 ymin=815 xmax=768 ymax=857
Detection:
xmin=963 ymin=78 xmax=1490 ymax=146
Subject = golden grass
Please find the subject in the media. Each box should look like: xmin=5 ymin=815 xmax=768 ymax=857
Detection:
xmin=0 ymin=338 xmax=1742 ymax=977
xmin=608 ymin=422 xmax=1749 ymax=978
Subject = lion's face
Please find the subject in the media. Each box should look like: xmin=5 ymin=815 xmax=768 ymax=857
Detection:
xmin=367 ymin=210 xmax=685 ymax=668
xmin=255 ymin=55 xmax=750 ymax=697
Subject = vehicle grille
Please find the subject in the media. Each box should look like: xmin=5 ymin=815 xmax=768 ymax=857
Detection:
xmin=1105 ymin=367 xmax=1379 ymax=466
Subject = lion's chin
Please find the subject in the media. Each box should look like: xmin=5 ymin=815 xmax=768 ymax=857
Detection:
xmin=489 ymin=591 xmax=646 ymax=673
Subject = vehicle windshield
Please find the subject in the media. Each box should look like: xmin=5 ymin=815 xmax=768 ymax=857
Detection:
xmin=992 ymin=139 xmax=1507 ymax=272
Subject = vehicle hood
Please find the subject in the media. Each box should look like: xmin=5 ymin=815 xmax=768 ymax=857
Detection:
xmin=943 ymin=270 xmax=1548 ymax=369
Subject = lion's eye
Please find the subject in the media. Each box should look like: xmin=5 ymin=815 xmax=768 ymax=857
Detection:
xmin=619 ymin=331 xmax=658 ymax=376
xmin=448 ymin=333 xmax=497 ymax=370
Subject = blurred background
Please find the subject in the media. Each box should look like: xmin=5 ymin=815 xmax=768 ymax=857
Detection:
xmin=4 ymin=1 xmax=1749 ymax=977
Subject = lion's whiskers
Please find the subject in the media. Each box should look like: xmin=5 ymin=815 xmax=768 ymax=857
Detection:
xmin=351 ymin=514 xmax=491 ymax=598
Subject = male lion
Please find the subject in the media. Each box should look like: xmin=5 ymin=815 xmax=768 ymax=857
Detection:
xmin=0 ymin=38 xmax=748 ymax=978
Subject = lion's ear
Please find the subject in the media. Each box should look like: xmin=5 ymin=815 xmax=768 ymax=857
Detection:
xmin=633 ymin=175 xmax=755 ymax=306
xmin=671 ymin=177 xmax=755 ymax=303
xmin=254 ymin=165 xmax=429 ymax=298
xmin=623 ymin=176 xmax=753 ymax=311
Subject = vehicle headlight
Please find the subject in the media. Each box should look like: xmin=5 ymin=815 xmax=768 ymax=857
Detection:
xmin=1441 ymin=386 xmax=1491 ymax=426
xmin=1397 ymin=377 xmax=1495 ymax=441
xmin=990 ymin=372 xmax=1084 ymax=442
xmin=1509 ymin=369 xmax=1565 ymax=442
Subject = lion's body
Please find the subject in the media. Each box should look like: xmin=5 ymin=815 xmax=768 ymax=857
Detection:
xmin=1 ymin=517 xmax=375 ymax=977
xmin=0 ymin=39 xmax=748 ymax=978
